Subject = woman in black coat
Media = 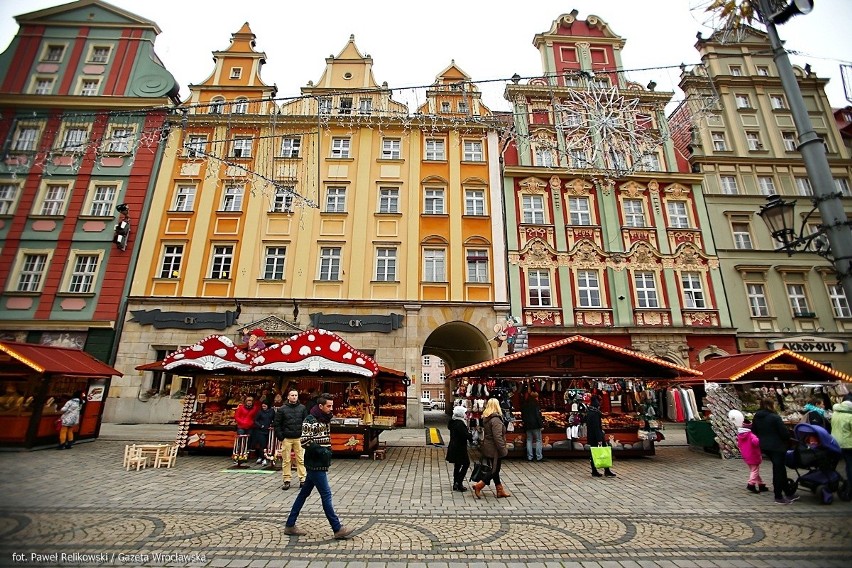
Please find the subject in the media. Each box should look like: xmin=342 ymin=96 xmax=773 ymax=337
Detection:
xmin=751 ymin=397 xmax=797 ymax=504
xmin=446 ymin=405 xmax=473 ymax=491
xmin=584 ymin=396 xmax=615 ymax=478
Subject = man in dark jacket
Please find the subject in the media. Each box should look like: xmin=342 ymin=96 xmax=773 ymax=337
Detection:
xmin=283 ymin=394 xmax=352 ymax=540
xmin=584 ymin=396 xmax=616 ymax=478
xmin=751 ymin=397 xmax=798 ymax=504
xmin=521 ymin=392 xmax=545 ymax=462
xmin=274 ymin=389 xmax=308 ymax=490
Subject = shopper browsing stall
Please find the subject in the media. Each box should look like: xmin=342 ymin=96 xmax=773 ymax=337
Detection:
xmin=751 ymin=397 xmax=797 ymax=505
xmin=585 ymin=396 xmax=616 ymax=478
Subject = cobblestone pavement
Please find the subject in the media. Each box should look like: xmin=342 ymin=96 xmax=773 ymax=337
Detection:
xmin=1 ymin=429 xmax=851 ymax=567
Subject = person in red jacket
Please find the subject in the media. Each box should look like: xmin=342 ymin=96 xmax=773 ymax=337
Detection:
xmin=234 ymin=395 xmax=260 ymax=459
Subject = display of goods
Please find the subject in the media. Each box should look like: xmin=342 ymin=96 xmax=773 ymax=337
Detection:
xmin=542 ymin=411 xmax=566 ymax=428
xmin=380 ymin=391 xmax=406 ymax=398
xmin=379 ymin=403 xmax=406 ymax=410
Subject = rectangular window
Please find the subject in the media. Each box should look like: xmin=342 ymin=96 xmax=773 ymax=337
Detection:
xmin=463 ymin=140 xmax=483 ymax=161
xmin=528 ymin=270 xmax=551 ymax=307
xmin=568 ymin=196 xmax=591 ymax=225
xmin=667 ymin=201 xmax=690 ymax=228
xmin=0 ymin=184 xmax=19 ymax=215
xmin=159 ymin=245 xmax=183 ymax=278
xmin=222 ymin=185 xmax=243 ymax=211
xmin=639 ymin=153 xmax=660 ymax=171
xmin=45 ymin=45 xmax=64 ymax=62
xmin=787 ymin=283 xmax=810 ymax=315
xmin=782 ymin=132 xmax=797 ymax=151
xmin=229 ymin=67 xmax=242 ymax=79
xmin=318 ymin=97 xmax=332 ymax=115
xmin=757 ymin=66 xmax=770 ymax=76
xmin=711 ymin=132 xmax=728 ymax=151
xmin=88 ymin=184 xmax=116 ymax=216
xmin=210 ymin=245 xmax=233 ymax=279
xmin=562 ymin=111 xmax=582 ymax=127
xmin=634 ymin=271 xmax=659 ymax=308
xmin=833 ymin=178 xmax=851 ymax=197
xmin=441 ymin=102 xmax=451 ymax=113
xmin=423 ymin=372 xmax=430 ymax=383
xmin=424 ymin=188 xmax=445 ymax=215
xmin=828 ymin=284 xmax=851 ymax=318
xmin=568 ymin=148 xmax=587 ymax=167
xmin=522 ymin=194 xmax=545 ymax=224
xmin=535 ymin=147 xmax=555 ymax=167
xmin=264 ymin=246 xmax=287 ymax=280
xmin=325 ymin=187 xmax=346 ymax=213
xmin=185 ymin=135 xmax=207 ymax=157
xmin=577 ymin=270 xmax=601 ymax=308
xmin=729 ymin=65 xmax=743 ymax=76
xmin=11 ymin=126 xmax=38 ymax=152
xmin=769 ymin=95 xmax=787 ymax=109
xmin=735 ymin=94 xmax=751 ymax=109
xmin=330 ymin=137 xmax=350 ymax=158
xmin=732 ymin=222 xmax=753 ymax=249
xmin=425 ymin=139 xmax=445 ymax=160
xmin=319 ymin=247 xmax=341 ymax=281
xmin=68 ymin=254 xmax=98 ymax=293
xmin=80 ymin=79 xmax=99 ymax=96
xmin=795 ymin=177 xmax=812 ymax=196
xmin=757 ymin=176 xmax=776 ymax=196
xmin=90 ymin=46 xmax=110 ymax=64
xmin=107 ymin=127 xmax=133 ymax=153
xmin=623 ymin=199 xmax=645 ymax=227
xmin=339 ymin=98 xmax=352 ymax=115
xmin=465 ymin=189 xmax=486 ymax=216
xmin=381 ymin=138 xmax=401 ymax=160
xmin=60 ymin=128 xmax=87 ymax=151
xmin=173 ymin=185 xmax=196 ymax=212
xmin=458 ymin=101 xmax=468 ymax=114
xmin=422 ymin=355 xmax=430 ymax=366
xmin=720 ymin=175 xmax=739 ymax=195
xmin=747 ymin=283 xmax=769 ymax=317
xmin=378 ymin=187 xmax=399 ymax=213
xmin=375 ymin=247 xmax=397 ymax=282
xmin=682 ymin=272 xmax=706 ymax=309
xmin=40 ymin=184 xmax=67 ymax=215
xmin=34 ymin=78 xmax=54 ymax=95
xmin=280 ymin=137 xmax=301 ymax=158
xmin=424 ymin=249 xmax=446 ymax=282
xmin=466 ymin=249 xmax=488 ymax=283
xmin=209 ymin=99 xmax=224 ymax=114
xmin=17 ymin=253 xmax=48 ymax=292
xmin=358 ymin=98 xmax=372 ymax=115
xmin=271 ymin=188 xmax=293 ymax=213
xmin=231 ymin=137 xmax=252 ymax=158
xmin=232 ymin=100 xmax=248 ymax=114
xmin=746 ymin=131 xmax=762 ymax=151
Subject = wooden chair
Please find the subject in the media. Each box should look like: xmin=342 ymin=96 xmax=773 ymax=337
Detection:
xmin=122 ymin=444 xmax=138 ymax=469
xmin=154 ymin=444 xmax=179 ymax=469
xmin=125 ymin=446 xmax=147 ymax=471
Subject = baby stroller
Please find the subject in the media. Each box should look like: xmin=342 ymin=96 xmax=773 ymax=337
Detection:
xmin=784 ymin=423 xmax=850 ymax=504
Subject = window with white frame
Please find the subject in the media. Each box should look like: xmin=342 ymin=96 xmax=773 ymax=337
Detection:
xmin=319 ymin=247 xmax=341 ymax=280
xmin=828 ymin=284 xmax=851 ymax=318
xmin=441 ymin=101 xmax=451 ymax=113
xmin=577 ymin=270 xmax=602 ymax=308
xmin=785 ymin=283 xmax=811 ymax=316
xmin=423 ymin=372 xmax=430 ymax=383
xmin=375 ymin=247 xmax=397 ymax=282
xmin=209 ymin=98 xmax=224 ymax=114
xmin=534 ymin=146 xmax=555 ymax=167
xmin=833 ymin=178 xmax=851 ymax=197
xmin=358 ymin=98 xmax=372 ymax=115
xmin=746 ymin=131 xmax=762 ymax=151
xmin=424 ymin=188 xmax=445 ymax=215
xmin=562 ymin=111 xmax=581 ymax=127
xmin=568 ymin=148 xmax=587 ymax=167
xmin=466 ymin=249 xmax=488 ymax=283
xmin=681 ymin=272 xmax=706 ymax=309
xmin=458 ymin=101 xmax=468 ymax=114
xmin=88 ymin=184 xmax=116 ymax=216
xmin=271 ymin=187 xmax=294 ymax=213
xmin=106 ymin=127 xmax=134 ymax=153
xmin=11 ymin=126 xmax=39 ymax=152
xmin=210 ymin=245 xmax=233 ymax=279
xmin=794 ymin=177 xmax=812 ymax=196
xmin=568 ymin=196 xmax=592 ymax=225
xmin=39 ymin=183 xmax=68 ymax=216
xmin=221 ymin=185 xmax=243 ymax=212
xmin=232 ymin=98 xmax=248 ymax=114
xmin=381 ymin=138 xmax=401 ymax=160
xmin=15 ymin=253 xmax=48 ymax=292
xmin=528 ymin=270 xmax=552 ymax=306
xmin=711 ymin=132 xmax=728 ymax=151
xmin=325 ymin=187 xmax=346 ymax=213
xmin=263 ymin=246 xmax=287 ymax=279
xmin=757 ymin=66 xmax=770 ymax=76
xmin=44 ymin=45 xmax=65 ymax=62
xmin=735 ymin=94 xmax=751 ymax=109
xmin=231 ymin=137 xmax=252 ymax=158
xmin=667 ymin=201 xmax=690 ymax=228
xmin=89 ymin=46 xmax=110 ymax=64
xmin=424 ymin=249 xmax=446 ymax=282
xmin=623 ymin=198 xmax=645 ymax=227
xmin=465 ymin=189 xmax=486 ymax=216
xmin=782 ymin=132 xmax=797 ymax=151
xmin=425 ymin=138 xmax=445 ymax=160
xmin=720 ymin=175 xmax=739 ymax=195
xmin=0 ymin=183 xmax=19 ymax=215
xmin=729 ymin=65 xmax=743 ymax=76
xmin=173 ymin=185 xmax=196 ymax=212
xmin=522 ymin=194 xmax=545 ymax=224
xmin=634 ymin=271 xmax=659 ymax=308
xmin=747 ymin=283 xmax=770 ymax=317
xmin=79 ymin=79 xmax=99 ymax=96
xmin=229 ymin=67 xmax=242 ymax=79
xmin=318 ymin=97 xmax=332 ymax=115
xmin=378 ymin=187 xmax=399 ymax=213
xmin=159 ymin=245 xmax=183 ymax=278
xmin=338 ymin=98 xmax=353 ymax=115
xmin=639 ymin=153 xmax=661 ymax=171
xmin=463 ymin=140 xmax=483 ymax=161
xmin=731 ymin=222 xmax=753 ymax=249
xmin=422 ymin=355 xmax=431 ymax=366
xmin=757 ymin=176 xmax=776 ymax=196
xmin=592 ymin=78 xmax=609 ymax=89
xmin=769 ymin=94 xmax=787 ymax=109
xmin=60 ymin=127 xmax=87 ymax=151
xmin=280 ymin=136 xmax=301 ymax=158
xmin=67 ymin=253 xmax=99 ymax=293
xmin=330 ymin=137 xmax=350 ymax=158
xmin=34 ymin=78 xmax=54 ymax=95
xmin=185 ymin=135 xmax=206 ymax=157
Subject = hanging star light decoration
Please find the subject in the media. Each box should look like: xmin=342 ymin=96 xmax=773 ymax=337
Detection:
xmin=690 ymin=0 xmax=784 ymax=43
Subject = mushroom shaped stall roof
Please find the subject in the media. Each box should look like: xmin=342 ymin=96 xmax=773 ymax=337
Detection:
xmin=251 ymin=329 xmax=379 ymax=377
xmin=163 ymin=335 xmax=253 ymax=372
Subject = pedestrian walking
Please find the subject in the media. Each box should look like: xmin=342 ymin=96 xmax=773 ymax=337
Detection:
xmin=830 ymin=395 xmax=852 ymax=489
xmin=447 ymin=405 xmax=473 ymax=491
xmin=57 ymin=391 xmax=84 ymax=450
xmin=474 ymin=397 xmax=511 ymax=499
xmin=283 ymin=394 xmax=352 ymax=539
xmin=751 ymin=397 xmax=798 ymax=505
xmin=274 ymin=388 xmax=308 ymax=490
xmin=521 ymin=391 xmax=544 ymax=462
xmin=585 ymin=396 xmax=616 ymax=478
xmin=728 ymin=409 xmax=767 ymax=494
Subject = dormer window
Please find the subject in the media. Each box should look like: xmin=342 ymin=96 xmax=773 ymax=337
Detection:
xmin=230 ymin=67 xmax=242 ymax=79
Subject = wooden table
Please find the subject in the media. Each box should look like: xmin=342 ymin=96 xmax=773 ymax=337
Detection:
xmin=136 ymin=443 xmax=171 ymax=465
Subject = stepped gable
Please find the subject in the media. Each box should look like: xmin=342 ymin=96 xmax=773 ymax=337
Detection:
xmin=163 ymin=335 xmax=252 ymax=372
xmin=251 ymin=329 xmax=378 ymax=377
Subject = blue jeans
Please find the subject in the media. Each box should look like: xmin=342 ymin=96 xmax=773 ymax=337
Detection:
xmin=526 ymin=429 xmax=543 ymax=461
xmin=286 ymin=469 xmax=341 ymax=532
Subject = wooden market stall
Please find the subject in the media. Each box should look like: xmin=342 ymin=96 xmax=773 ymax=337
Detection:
xmin=684 ymin=349 xmax=852 ymax=458
xmin=0 ymin=341 xmax=121 ymax=448
xmin=138 ymin=330 xmax=408 ymax=458
xmin=447 ymin=335 xmax=703 ymax=458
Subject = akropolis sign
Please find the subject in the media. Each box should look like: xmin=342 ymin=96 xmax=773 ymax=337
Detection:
xmin=766 ymin=335 xmax=848 ymax=354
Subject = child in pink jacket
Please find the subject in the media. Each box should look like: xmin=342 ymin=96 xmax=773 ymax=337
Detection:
xmin=729 ymin=409 xmax=768 ymax=494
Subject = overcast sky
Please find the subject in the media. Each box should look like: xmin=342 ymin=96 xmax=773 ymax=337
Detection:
xmin=2 ymin=0 xmax=851 ymax=113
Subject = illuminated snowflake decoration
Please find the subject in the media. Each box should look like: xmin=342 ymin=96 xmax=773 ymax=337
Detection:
xmin=555 ymin=82 xmax=665 ymax=179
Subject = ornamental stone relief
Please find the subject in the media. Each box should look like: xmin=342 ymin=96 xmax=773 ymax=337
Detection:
xmin=647 ymin=180 xmax=660 ymax=194
xmin=519 ymin=177 xmax=548 ymax=194
xmin=564 ymin=178 xmax=593 ymax=196
xmin=569 ymin=241 xmax=605 ymax=269
xmin=665 ymin=183 xmax=689 ymax=199
xmin=671 ymin=244 xmax=707 ymax=271
xmin=620 ymin=181 xmax=645 ymax=198
xmin=519 ymin=238 xmax=558 ymax=269
xmin=627 ymin=242 xmax=662 ymax=270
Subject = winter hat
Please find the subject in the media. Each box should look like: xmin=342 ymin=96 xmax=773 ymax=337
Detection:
xmin=251 ymin=329 xmax=266 ymax=338
xmin=452 ymin=405 xmax=467 ymax=419
xmin=727 ymin=409 xmax=744 ymax=428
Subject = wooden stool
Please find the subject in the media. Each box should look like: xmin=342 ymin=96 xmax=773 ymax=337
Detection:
xmin=373 ymin=442 xmax=387 ymax=461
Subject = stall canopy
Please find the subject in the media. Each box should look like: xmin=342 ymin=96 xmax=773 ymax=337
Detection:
xmin=448 ymin=335 xmax=702 ymax=380
xmin=694 ymin=349 xmax=852 ymax=384
xmin=0 ymin=341 xmax=121 ymax=378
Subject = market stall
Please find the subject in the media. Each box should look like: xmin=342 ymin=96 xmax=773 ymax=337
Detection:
xmin=447 ymin=335 xmax=703 ymax=458
xmin=0 ymin=341 xmax=121 ymax=448
xmin=138 ymin=330 xmax=408 ymax=458
xmin=684 ymin=349 xmax=851 ymax=459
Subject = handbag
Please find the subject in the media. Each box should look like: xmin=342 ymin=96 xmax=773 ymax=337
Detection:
xmin=54 ymin=418 xmax=63 ymax=432
xmin=469 ymin=457 xmax=493 ymax=484
xmin=590 ymin=445 xmax=613 ymax=469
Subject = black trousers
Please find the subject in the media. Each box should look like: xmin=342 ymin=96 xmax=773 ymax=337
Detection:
xmin=453 ymin=461 xmax=469 ymax=486
xmin=766 ymin=450 xmax=788 ymax=499
xmin=490 ymin=457 xmax=503 ymax=486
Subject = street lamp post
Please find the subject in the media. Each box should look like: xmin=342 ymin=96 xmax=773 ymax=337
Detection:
xmin=754 ymin=0 xmax=852 ymax=302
